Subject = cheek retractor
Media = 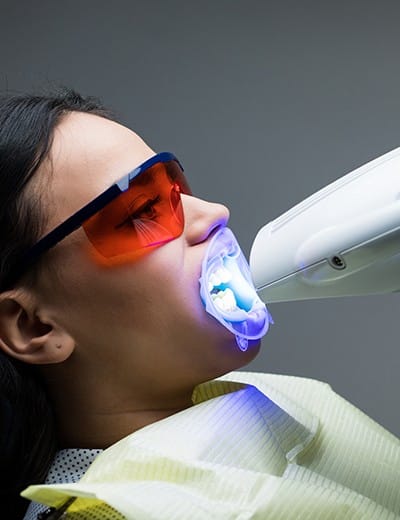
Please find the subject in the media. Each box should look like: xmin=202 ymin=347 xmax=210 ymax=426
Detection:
xmin=199 ymin=227 xmax=272 ymax=351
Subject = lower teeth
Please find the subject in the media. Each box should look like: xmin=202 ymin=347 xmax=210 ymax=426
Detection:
xmin=211 ymin=288 xmax=238 ymax=312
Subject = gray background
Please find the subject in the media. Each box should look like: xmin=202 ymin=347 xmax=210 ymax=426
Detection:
xmin=1 ymin=0 xmax=399 ymax=435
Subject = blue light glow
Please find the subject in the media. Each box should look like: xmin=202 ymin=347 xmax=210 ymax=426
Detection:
xmin=199 ymin=227 xmax=272 ymax=351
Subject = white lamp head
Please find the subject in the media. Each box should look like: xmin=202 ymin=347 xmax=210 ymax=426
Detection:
xmin=250 ymin=148 xmax=400 ymax=302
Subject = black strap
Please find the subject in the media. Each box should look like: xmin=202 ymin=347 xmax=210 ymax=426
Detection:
xmin=36 ymin=497 xmax=77 ymax=519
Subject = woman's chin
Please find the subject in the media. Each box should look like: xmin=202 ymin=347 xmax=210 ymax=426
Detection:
xmin=219 ymin=335 xmax=262 ymax=374
xmin=237 ymin=338 xmax=262 ymax=365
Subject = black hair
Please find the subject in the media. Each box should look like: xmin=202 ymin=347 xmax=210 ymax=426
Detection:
xmin=0 ymin=88 xmax=112 ymax=291
xmin=0 ymin=351 xmax=57 ymax=519
xmin=0 ymin=88 xmax=113 ymax=518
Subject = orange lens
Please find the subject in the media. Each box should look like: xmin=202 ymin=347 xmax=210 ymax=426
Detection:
xmin=82 ymin=160 xmax=190 ymax=264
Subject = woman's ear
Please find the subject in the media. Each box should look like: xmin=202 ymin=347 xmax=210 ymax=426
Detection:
xmin=0 ymin=289 xmax=75 ymax=364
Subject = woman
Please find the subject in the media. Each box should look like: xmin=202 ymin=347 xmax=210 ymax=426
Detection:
xmin=1 ymin=90 xmax=399 ymax=519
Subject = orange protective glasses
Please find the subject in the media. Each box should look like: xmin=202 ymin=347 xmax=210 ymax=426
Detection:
xmin=6 ymin=153 xmax=191 ymax=288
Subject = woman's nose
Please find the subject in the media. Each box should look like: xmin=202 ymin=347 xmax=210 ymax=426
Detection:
xmin=181 ymin=194 xmax=230 ymax=246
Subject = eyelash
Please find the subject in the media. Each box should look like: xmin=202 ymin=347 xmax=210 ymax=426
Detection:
xmin=115 ymin=195 xmax=161 ymax=229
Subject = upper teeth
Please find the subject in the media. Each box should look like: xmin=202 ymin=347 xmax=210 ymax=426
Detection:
xmin=208 ymin=267 xmax=232 ymax=292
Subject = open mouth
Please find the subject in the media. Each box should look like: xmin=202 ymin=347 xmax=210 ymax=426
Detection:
xmin=199 ymin=227 xmax=272 ymax=351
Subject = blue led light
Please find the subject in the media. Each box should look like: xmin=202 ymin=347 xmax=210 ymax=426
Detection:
xmin=199 ymin=227 xmax=272 ymax=351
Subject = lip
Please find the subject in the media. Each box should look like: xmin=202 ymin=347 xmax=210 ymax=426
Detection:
xmin=198 ymin=227 xmax=272 ymax=351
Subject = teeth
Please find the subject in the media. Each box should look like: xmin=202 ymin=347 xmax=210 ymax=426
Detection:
xmin=211 ymin=288 xmax=237 ymax=312
xmin=216 ymin=267 xmax=232 ymax=284
xmin=209 ymin=272 xmax=221 ymax=288
xmin=208 ymin=267 xmax=232 ymax=293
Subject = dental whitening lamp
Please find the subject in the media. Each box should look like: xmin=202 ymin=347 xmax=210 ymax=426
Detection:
xmin=250 ymin=147 xmax=400 ymax=302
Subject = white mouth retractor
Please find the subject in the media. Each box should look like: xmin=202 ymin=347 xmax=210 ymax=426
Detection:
xmin=199 ymin=227 xmax=272 ymax=351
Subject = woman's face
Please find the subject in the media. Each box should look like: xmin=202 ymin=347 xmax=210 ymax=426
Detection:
xmin=33 ymin=113 xmax=261 ymax=393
